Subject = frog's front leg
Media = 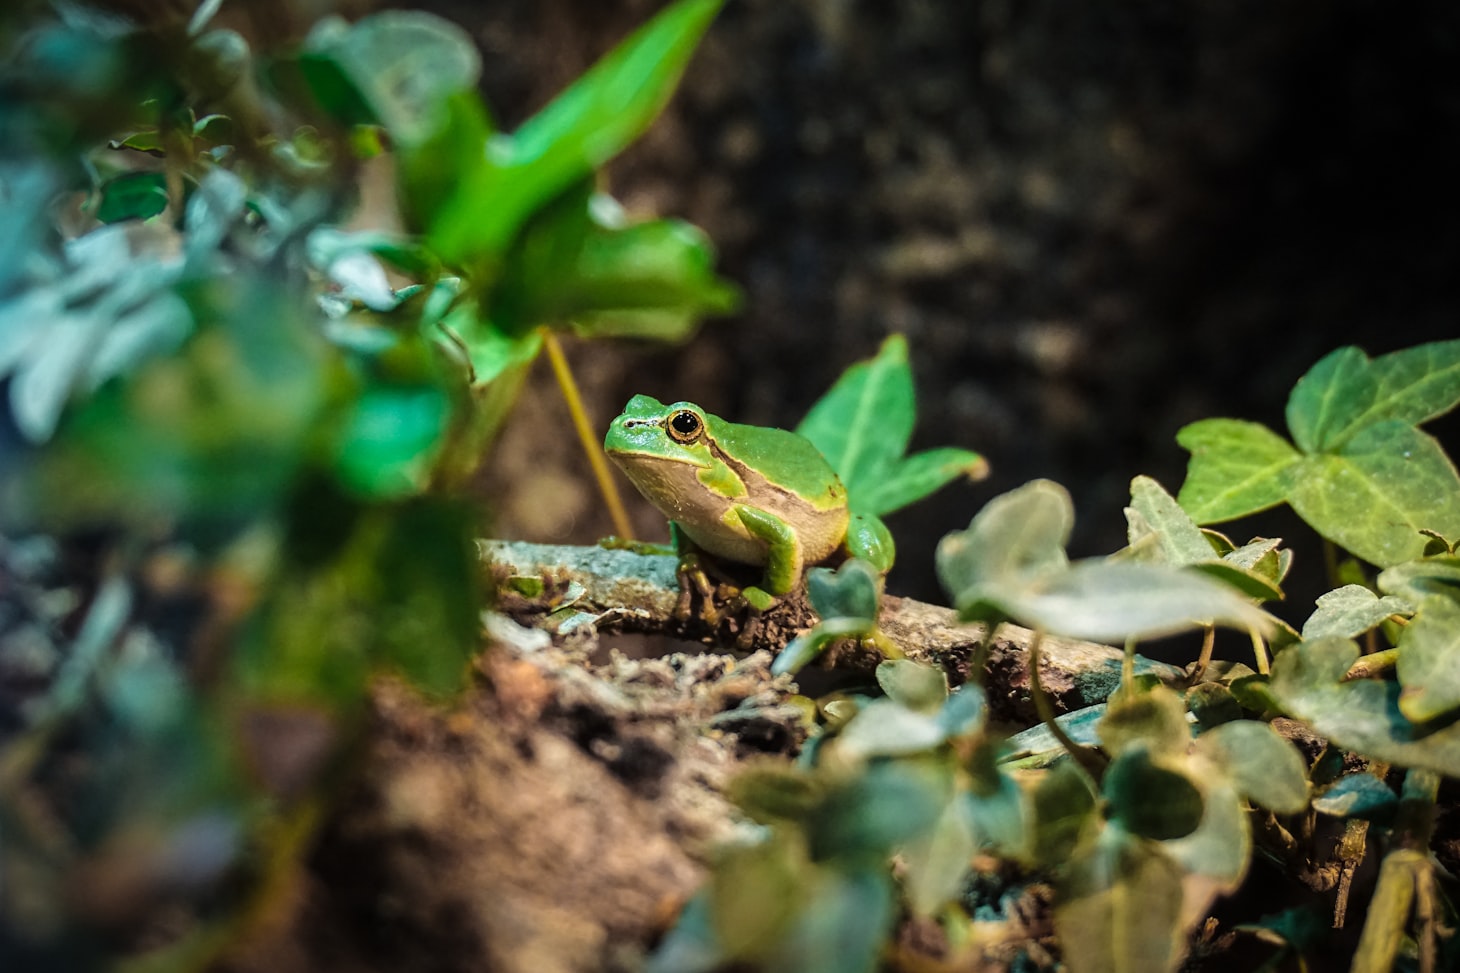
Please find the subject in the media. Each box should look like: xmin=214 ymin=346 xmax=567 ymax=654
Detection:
xmin=728 ymin=505 xmax=802 ymax=612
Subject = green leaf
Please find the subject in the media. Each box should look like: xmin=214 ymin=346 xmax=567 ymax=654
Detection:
xmin=832 ymin=698 xmax=947 ymax=760
xmin=1288 ymin=421 xmax=1460 ymax=567
xmin=1268 ymin=637 xmax=1460 ymax=776
xmin=1176 ymin=419 xmax=1300 ymax=524
xmin=1195 ymin=720 xmax=1309 ymax=814
xmin=1302 ymin=584 xmax=1414 ymax=640
xmin=797 ymin=334 xmax=914 ymax=492
xmin=875 ymin=659 xmax=948 ymax=713
xmin=806 ymin=761 xmax=945 ymax=860
xmin=332 ymin=385 xmax=449 ymax=499
xmin=1127 ymin=475 xmax=1214 ymax=565
xmin=1312 ymin=773 xmax=1397 ymax=821
xmin=1055 ymin=828 xmax=1186 ymax=973
xmin=959 ymin=560 xmax=1275 ymax=643
xmin=435 ymin=301 xmax=544 ymax=387
xmin=1099 ymin=686 xmax=1190 ymax=758
xmin=902 ymin=797 xmax=976 ymax=915
xmin=1188 ymin=559 xmax=1284 ymax=603
xmin=1289 ymin=341 xmax=1460 ymax=452
xmin=806 ymin=558 xmax=882 ymax=624
xmin=1161 ymin=775 xmax=1250 ymax=889
xmin=1396 ymin=595 xmax=1460 ymax=723
xmin=936 ymin=479 xmax=1072 ymax=615
xmin=778 ymin=866 xmax=895 ymax=973
xmin=1029 ymin=760 xmax=1099 ymax=866
xmin=709 ymin=834 xmax=802 ymax=957
xmin=1104 ymin=747 xmax=1205 ymax=840
xmin=95 ymin=171 xmax=169 ymax=223
xmin=1185 ymin=683 xmax=1242 ymax=731
xmin=852 ymin=446 xmax=987 ymax=518
xmin=727 ymin=765 xmax=824 ymax=823
xmin=1378 ymin=554 xmax=1460 ymax=602
xmin=429 ymin=0 xmax=724 ymax=262
xmin=303 ymin=11 xmax=481 ymax=145
xmin=1286 ymin=346 xmax=1376 ymax=453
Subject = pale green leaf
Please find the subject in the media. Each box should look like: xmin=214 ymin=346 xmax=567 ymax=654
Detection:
xmin=1268 ymin=637 xmax=1460 ymax=776
xmin=853 ymin=446 xmax=987 ymax=517
xmin=796 ymin=334 xmax=914 ymax=492
xmin=1176 ymin=419 xmax=1300 ymax=524
xmin=1288 ymin=421 xmax=1460 ymax=567
xmin=1195 ymin=720 xmax=1309 ymax=814
xmin=875 ymin=659 xmax=948 ymax=713
xmin=831 ymin=698 xmax=946 ymax=760
xmin=936 ymin=479 xmax=1072 ymax=615
xmin=1396 ymin=595 xmax=1460 ymax=723
xmin=1055 ymin=827 xmax=1186 ymax=973
xmin=1099 ymin=686 xmax=1190 ymax=758
xmin=902 ymin=798 xmax=976 ymax=916
xmin=961 ymin=560 xmax=1275 ymax=643
xmin=1302 ymin=584 xmax=1414 ymax=640
xmin=1378 ymin=554 xmax=1460 ymax=602
xmin=1127 ymin=475 xmax=1214 ymax=565
xmin=1188 ymin=560 xmax=1284 ymax=603
xmin=1161 ymin=776 xmax=1250 ymax=889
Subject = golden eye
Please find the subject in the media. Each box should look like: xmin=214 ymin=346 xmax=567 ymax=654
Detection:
xmin=667 ymin=409 xmax=703 ymax=443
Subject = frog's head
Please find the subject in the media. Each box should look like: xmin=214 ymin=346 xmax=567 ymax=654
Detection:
xmin=604 ymin=395 xmax=714 ymax=470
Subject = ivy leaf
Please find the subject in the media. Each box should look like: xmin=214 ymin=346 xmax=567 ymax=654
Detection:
xmin=1195 ymin=719 xmax=1309 ymax=814
xmin=1396 ymin=595 xmax=1460 ymax=723
xmin=798 ymin=335 xmax=984 ymax=514
xmin=1268 ymin=637 xmax=1460 ymax=777
xmin=1287 ymin=421 xmax=1460 ymax=568
xmin=1176 ymin=419 xmax=1299 ymax=524
xmin=798 ymin=334 xmax=914 ymax=493
xmin=956 ymin=559 xmax=1275 ymax=644
xmin=936 ymin=479 xmax=1072 ymax=618
xmin=1127 ymin=475 xmax=1215 ymax=564
xmin=875 ymin=659 xmax=948 ymax=713
xmin=901 ymin=798 xmax=976 ymax=915
xmin=1104 ymin=747 xmax=1205 ymax=841
xmin=1312 ymin=773 xmax=1397 ymax=821
xmin=1302 ymin=584 xmax=1414 ymax=640
xmin=301 ymin=10 xmax=481 ymax=146
xmin=1287 ymin=341 xmax=1460 ymax=452
xmin=852 ymin=447 xmax=987 ymax=518
xmin=95 ymin=171 xmax=169 ymax=223
xmin=1055 ymin=827 xmax=1187 ymax=973
xmin=1286 ymin=346 xmax=1377 ymax=454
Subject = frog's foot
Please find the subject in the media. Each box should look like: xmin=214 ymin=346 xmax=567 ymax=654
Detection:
xmin=675 ymin=552 xmax=720 ymax=622
xmin=599 ymin=536 xmax=678 ymax=557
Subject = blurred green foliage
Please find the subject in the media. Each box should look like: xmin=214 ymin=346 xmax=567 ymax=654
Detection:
xmin=0 ymin=0 xmax=731 ymax=966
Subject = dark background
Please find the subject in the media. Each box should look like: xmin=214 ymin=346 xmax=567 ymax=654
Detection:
xmin=415 ymin=1 xmax=1459 ymax=621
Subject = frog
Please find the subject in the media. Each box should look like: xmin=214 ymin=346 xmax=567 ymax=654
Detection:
xmin=603 ymin=394 xmax=894 ymax=615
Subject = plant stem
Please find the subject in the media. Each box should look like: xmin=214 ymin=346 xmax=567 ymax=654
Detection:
xmin=1029 ymin=629 xmax=1106 ymax=780
xmin=542 ymin=330 xmax=635 ymax=540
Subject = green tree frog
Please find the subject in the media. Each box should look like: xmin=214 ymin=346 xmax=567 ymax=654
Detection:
xmin=604 ymin=395 xmax=894 ymax=611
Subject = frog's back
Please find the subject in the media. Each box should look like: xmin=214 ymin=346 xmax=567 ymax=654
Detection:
xmin=710 ymin=417 xmax=845 ymax=510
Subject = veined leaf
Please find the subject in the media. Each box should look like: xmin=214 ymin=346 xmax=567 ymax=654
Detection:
xmin=852 ymin=446 xmax=987 ymax=517
xmin=1176 ymin=419 xmax=1299 ymax=524
xmin=1195 ymin=720 xmax=1309 ymax=814
xmin=956 ymin=560 xmax=1275 ymax=643
xmin=936 ymin=479 xmax=1072 ymax=609
xmin=1288 ymin=421 xmax=1460 ymax=568
xmin=797 ymin=334 xmax=914 ymax=493
xmin=1128 ymin=475 xmax=1214 ymax=565
xmin=1302 ymin=584 xmax=1413 ymax=640
xmin=1396 ymin=595 xmax=1460 ymax=723
xmin=1286 ymin=346 xmax=1376 ymax=454
xmin=1268 ymin=637 xmax=1460 ymax=776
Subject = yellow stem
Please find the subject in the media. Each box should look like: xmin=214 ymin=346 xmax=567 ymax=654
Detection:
xmin=542 ymin=330 xmax=636 ymax=540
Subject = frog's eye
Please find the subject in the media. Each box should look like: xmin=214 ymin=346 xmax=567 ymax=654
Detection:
xmin=667 ymin=410 xmax=703 ymax=443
